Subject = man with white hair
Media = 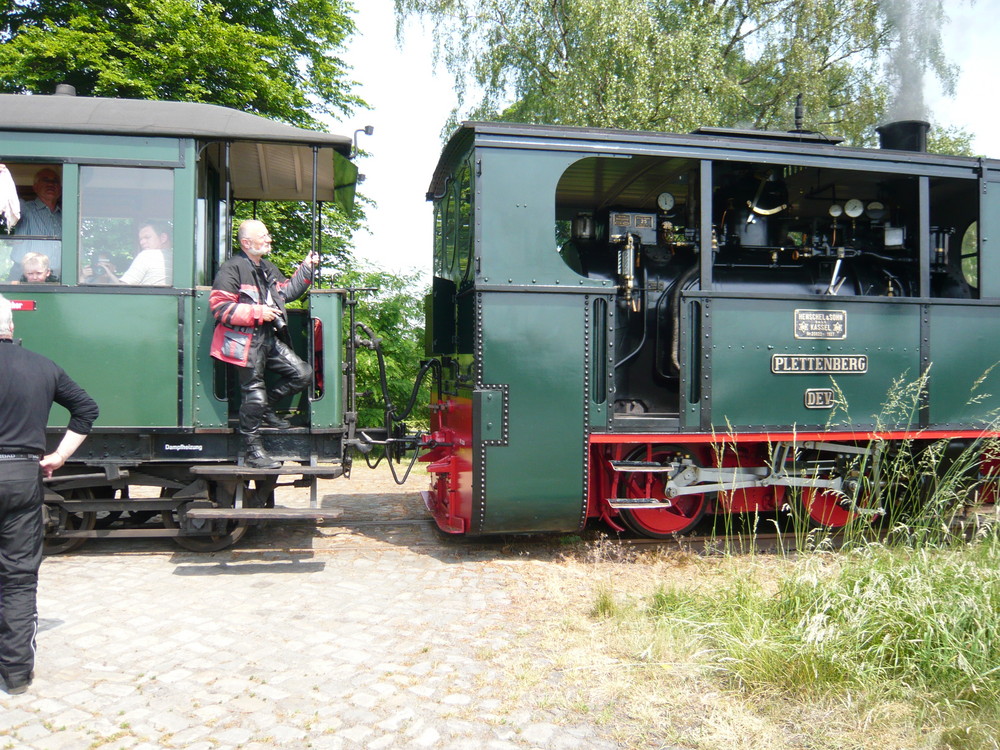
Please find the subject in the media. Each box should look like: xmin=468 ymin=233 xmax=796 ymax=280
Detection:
xmin=0 ymin=295 xmax=98 ymax=694
xmin=209 ymin=220 xmax=317 ymax=469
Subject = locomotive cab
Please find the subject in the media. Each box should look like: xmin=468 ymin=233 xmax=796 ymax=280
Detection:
xmin=553 ymin=144 xmax=980 ymax=422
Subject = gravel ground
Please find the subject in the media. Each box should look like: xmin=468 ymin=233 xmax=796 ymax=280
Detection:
xmin=0 ymin=464 xmax=624 ymax=750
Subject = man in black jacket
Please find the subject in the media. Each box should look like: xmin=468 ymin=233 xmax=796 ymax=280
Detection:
xmin=0 ymin=294 xmax=98 ymax=695
xmin=209 ymin=220 xmax=316 ymax=469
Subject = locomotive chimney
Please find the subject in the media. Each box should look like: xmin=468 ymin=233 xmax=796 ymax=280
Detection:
xmin=876 ymin=120 xmax=930 ymax=152
xmin=54 ymin=83 xmax=77 ymax=96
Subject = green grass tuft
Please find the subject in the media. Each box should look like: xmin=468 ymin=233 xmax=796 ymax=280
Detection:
xmin=638 ymin=538 xmax=1000 ymax=719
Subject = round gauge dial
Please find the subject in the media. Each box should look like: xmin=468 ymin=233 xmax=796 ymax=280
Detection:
xmin=866 ymin=201 xmax=886 ymax=220
xmin=657 ymin=192 xmax=675 ymax=212
xmin=845 ymin=198 xmax=864 ymax=218
xmin=829 ymin=204 xmax=843 ymax=218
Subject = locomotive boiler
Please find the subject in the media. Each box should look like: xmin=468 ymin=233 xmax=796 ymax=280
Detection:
xmin=420 ymin=120 xmax=1000 ymax=537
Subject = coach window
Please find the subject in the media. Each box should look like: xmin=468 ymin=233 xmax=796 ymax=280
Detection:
xmin=196 ymin=143 xmax=227 ymax=285
xmin=0 ymin=162 xmax=63 ymax=284
xmin=78 ymin=166 xmax=174 ymax=286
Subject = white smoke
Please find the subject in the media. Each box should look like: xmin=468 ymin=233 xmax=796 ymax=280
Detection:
xmin=881 ymin=0 xmax=941 ymax=121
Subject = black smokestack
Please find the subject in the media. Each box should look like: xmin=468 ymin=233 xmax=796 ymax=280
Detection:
xmin=877 ymin=120 xmax=930 ymax=152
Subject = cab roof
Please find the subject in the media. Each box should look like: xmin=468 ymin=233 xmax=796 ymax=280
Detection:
xmin=428 ymin=121 xmax=989 ymax=200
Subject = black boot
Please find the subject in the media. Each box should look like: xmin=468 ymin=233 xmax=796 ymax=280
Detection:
xmin=244 ymin=438 xmax=280 ymax=469
xmin=261 ymin=409 xmax=291 ymax=429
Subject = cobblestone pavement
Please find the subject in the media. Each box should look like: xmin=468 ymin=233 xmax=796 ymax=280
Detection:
xmin=1 ymin=466 xmax=620 ymax=750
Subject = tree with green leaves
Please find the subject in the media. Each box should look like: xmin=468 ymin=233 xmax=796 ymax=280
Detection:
xmin=1 ymin=0 xmax=368 ymax=271
xmin=334 ymin=266 xmax=430 ymax=430
xmin=395 ymin=0 xmax=971 ymax=151
xmin=1 ymin=0 xmax=361 ymax=126
xmin=2 ymin=1 xmax=429 ymax=430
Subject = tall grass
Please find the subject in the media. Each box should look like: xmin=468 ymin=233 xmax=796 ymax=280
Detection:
xmin=644 ymin=540 xmax=1000 ymax=711
xmin=707 ymin=368 xmax=1000 ymax=552
xmin=593 ymin=370 xmax=1000 ymax=742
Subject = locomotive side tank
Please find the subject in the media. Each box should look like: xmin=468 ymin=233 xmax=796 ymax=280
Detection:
xmin=0 ymin=92 xmax=365 ymax=551
xmin=422 ymin=122 xmax=1000 ymax=537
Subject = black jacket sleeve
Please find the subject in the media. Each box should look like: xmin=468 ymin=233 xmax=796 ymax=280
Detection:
xmin=54 ymin=370 xmax=99 ymax=434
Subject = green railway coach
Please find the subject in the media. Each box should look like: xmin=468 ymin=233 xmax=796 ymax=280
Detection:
xmin=0 ymin=90 xmax=369 ymax=551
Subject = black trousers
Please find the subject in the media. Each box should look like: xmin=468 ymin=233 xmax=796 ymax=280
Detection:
xmin=0 ymin=459 xmax=44 ymax=685
xmin=237 ymin=330 xmax=311 ymax=440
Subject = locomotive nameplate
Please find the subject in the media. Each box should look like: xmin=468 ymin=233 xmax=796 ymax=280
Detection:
xmin=771 ymin=354 xmax=867 ymax=374
xmin=804 ymin=388 xmax=836 ymax=409
xmin=794 ymin=309 xmax=847 ymax=339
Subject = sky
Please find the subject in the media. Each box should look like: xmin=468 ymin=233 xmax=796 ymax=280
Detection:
xmin=337 ymin=1 xmax=1000 ymax=277
xmin=337 ymin=6 xmax=455 ymax=279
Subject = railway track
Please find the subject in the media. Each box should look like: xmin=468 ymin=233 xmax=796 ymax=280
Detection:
xmin=44 ymin=480 xmax=999 ymax=557
xmin=45 ymin=510 xmax=856 ymax=557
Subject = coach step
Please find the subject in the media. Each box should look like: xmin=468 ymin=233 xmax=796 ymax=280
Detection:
xmin=183 ymin=506 xmax=344 ymax=521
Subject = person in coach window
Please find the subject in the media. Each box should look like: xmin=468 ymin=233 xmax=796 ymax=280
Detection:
xmin=8 ymin=168 xmax=63 ymax=281
xmin=15 ymin=252 xmax=59 ymax=284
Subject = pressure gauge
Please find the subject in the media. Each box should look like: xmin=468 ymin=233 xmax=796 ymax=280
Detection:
xmin=845 ymin=198 xmax=864 ymax=218
xmin=866 ymin=201 xmax=886 ymax=221
xmin=657 ymin=192 xmax=675 ymax=212
xmin=829 ymin=204 xmax=843 ymax=218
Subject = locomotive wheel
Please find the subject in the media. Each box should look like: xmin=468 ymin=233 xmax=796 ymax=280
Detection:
xmin=44 ymin=489 xmax=97 ymax=555
xmin=800 ymin=487 xmax=854 ymax=529
xmin=616 ymin=445 xmax=709 ymax=538
xmin=161 ymin=501 xmax=249 ymax=553
xmin=799 ymin=485 xmax=879 ymax=530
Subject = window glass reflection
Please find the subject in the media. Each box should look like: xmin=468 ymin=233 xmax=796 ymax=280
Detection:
xmin=78 ymin=167 xmax=174 ymax=286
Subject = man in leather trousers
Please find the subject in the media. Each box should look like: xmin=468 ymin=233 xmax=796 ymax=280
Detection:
xmin=209 ymin=220 xmax=317 ymax=469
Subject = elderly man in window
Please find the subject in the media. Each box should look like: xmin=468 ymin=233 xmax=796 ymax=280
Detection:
xmin=7 ymin=168 xmax=63 ymax=281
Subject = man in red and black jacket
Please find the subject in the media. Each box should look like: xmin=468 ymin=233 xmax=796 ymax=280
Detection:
xmin=209 ymin=220 xmax=317 ymax=469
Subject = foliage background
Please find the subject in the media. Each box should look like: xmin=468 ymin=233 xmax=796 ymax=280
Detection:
xmin=1 ymin=0 xmax=430 ymax=430
xmin=395 ymin=0 xmax=972 ymax=153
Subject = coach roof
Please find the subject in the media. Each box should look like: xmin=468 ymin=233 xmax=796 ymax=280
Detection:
xmin=0 ymin=93 xmax=352 ymax=153
xmin=0 ymin=93 xmax=357 ymax=204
